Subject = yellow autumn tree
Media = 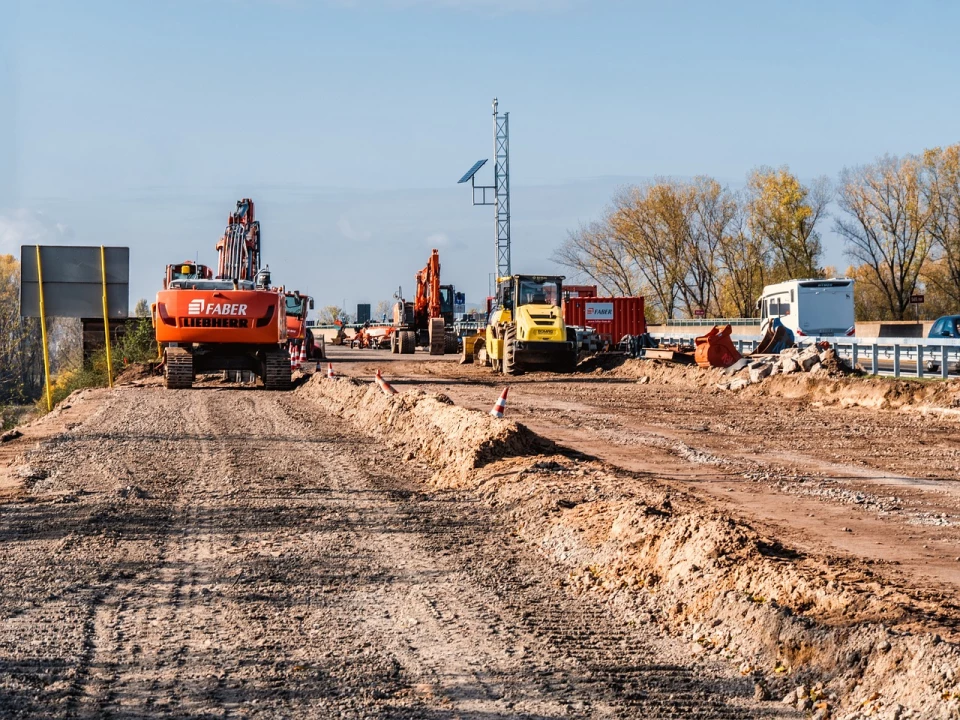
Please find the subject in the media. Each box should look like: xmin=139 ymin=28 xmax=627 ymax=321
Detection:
xmin=746 ymin=167 xmax=828 ymax=282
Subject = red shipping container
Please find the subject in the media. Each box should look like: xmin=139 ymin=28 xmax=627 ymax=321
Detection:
xmin=562 ymin=285 xmax=598 ymax=301
xmin=564 ymin=296 xmax=646 ymax=342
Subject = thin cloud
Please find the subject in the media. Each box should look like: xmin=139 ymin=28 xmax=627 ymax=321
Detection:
xmin=425 ymin=232 xmax=449 ymax=247
xmin=337 ymin=215 xmax=373 ymax=242
xmin=327 ymin=0 xmax=580 ymax=12
xmin=0 ymin=209 xmax=74 ymax=256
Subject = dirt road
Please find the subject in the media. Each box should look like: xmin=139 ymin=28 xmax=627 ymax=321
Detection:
xmin=327 ymin=346 xmax=960 ymax=608
xmin=0 ymin=383 xmax=778 ymax=718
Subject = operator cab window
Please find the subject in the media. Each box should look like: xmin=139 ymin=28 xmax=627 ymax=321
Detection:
xmin=439 ymin=287 xmax=453 ymax=314
xmin=285 ymin=295 xmax=305 ymax=317
xmin=517 ymin=280 xmax=560 ymax=307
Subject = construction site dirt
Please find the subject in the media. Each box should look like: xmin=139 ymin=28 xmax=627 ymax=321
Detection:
xmin=1 ymin=347 xmax=959 ymax=719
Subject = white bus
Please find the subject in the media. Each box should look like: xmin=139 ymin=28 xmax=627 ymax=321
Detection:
xmin=757 ymin=278 xmax=856 ymax=338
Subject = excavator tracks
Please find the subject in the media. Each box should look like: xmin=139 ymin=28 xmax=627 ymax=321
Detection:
xmin=163 ymin=347 xmax=194 ymax=389
xmin=263 ymin=350 xmax=292 ymax=391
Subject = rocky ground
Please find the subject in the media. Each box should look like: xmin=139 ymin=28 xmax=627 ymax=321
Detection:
xmin=0 ymin=373 xmax=787 ymax=719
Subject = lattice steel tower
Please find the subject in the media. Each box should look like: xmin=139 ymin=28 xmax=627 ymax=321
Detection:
xmin=458 ymin=97 xmax=511 ymax=279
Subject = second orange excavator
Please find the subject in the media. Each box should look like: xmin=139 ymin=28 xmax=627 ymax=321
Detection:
xmin=390 ymin=249 xmax=458 ymax=355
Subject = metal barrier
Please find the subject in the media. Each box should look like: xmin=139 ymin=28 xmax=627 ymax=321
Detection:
xmin=648 ymin=333 xmax=960 ymax=379
xmin=652 ymin=317 xmax=757 ymax=327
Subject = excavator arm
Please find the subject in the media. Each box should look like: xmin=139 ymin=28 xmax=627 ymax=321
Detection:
xmin=215 ymin=198 xmax=262 ymax=281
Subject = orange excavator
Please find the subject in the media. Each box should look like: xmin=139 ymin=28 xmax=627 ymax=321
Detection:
xmin=284 ymin=290 xmax=324 ymax=361
xmin=153 ymin=198 xmax=291 ymax=389
xmin=390 ymin=249 xmax=458 ymax=355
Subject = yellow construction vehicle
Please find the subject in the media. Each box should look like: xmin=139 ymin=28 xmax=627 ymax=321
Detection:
xmin=462 ymin=274 xmax=577 ymax=374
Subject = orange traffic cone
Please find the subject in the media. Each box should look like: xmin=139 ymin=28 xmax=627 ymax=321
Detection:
xmin=375 ymin=369 xmax=398 ymax=396
xmin=298 ymin=341 xmax=307 ymax=366
xmin=289 ymin=344 xmax=299 ymax=371
xmin=489 ymin=387 xmax=509 ymax=418
xmin=326 ymin=362 xmax=336 ymax=379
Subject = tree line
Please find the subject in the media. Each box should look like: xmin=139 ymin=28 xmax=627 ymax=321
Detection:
xmin=553 ymin=144 xmax=960 ymax=323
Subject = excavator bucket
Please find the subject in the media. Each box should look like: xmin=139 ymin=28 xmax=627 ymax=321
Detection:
xmin=755 ymin=318 xmax=795 ymax=355
xmin=694 ymin=324 xmax=742 ymax=369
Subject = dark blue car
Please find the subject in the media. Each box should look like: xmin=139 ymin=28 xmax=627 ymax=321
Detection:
xmin=928 ymin=315 xmax=960 ymax=339
xmin=926 ymin=315 xmax=960 ymax=372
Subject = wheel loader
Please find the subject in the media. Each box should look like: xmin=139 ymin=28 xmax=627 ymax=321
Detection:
xmin=462 ymin=274 xmax=577 ymax=374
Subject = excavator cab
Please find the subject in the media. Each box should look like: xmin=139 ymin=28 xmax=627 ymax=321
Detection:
xmin=284 ymin=292 xmax=314 ymax=319
xmin=164 ymin=262 xmax=213 ymax=289
xmin=439 ymin=285 xmax=455 ymax=325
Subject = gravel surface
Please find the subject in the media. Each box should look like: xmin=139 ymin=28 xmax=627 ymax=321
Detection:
xmin=0 ymin=384 xmax=785 ymax=719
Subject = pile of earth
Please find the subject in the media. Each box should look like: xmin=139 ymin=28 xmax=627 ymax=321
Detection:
xmin=603 ymin=355 xmax=960 ymax=414
xmin=299 ymin=373 xmax=960 ymax=720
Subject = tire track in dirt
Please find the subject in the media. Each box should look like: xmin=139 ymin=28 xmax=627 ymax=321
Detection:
xmin=282 ymin=391 xmax=782 ymax=719
xmin=2 ymin=383 xmax=788 ymax=718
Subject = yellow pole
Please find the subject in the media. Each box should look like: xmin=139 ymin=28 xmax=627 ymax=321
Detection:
xmin=35 ymin=246 xmax=53 ymax=412
xmin=100 ymin=246 xmax=114 ymax=388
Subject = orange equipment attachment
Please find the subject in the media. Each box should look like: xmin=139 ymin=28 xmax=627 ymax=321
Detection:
xmin=694 ymin=325 xmax=742 ymax=369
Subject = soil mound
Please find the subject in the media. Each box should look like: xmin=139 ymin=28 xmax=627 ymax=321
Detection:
xmin=300 ymin=373 xmax=960 ymax=718
xmin=115 ymin=362 xmax=158 ymax=385
xmin=297 ymin=375 xmax=553 ymax=484
xmin=610 ymin=357 xmax=960 ymax=414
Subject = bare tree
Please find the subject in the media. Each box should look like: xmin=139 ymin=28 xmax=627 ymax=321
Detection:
xmin=835 ymin=155 xmax=935 ymax=319
xmin=922 ymin=145 xmax=960 ymax=309
xmin=681 ymin=177 xmax=736 ymax=316
xmin=374 ymin=300 xmax=392 ymax=322
xmin=0 ymin=255 xmax=45 ymax=403
xmin=551 ymin=218 xmax=639 ymax=296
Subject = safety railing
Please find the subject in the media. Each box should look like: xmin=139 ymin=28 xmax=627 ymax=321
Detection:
xmin=650 ymin=317 xmax=758 ymax=327
xmin=648 ymin=332 xmax=960 ymax=379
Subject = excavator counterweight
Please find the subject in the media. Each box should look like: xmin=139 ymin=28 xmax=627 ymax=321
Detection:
xmin=152 ymin=199 xmax=291 ymax=389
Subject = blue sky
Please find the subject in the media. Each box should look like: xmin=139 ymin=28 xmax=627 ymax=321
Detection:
xmin=2 ymin=0 xmax=959 ymax=313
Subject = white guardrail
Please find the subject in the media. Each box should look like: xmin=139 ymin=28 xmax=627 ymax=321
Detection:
xmin=648 ymin=333 xmax=960 ymax=380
